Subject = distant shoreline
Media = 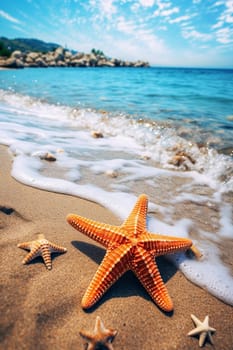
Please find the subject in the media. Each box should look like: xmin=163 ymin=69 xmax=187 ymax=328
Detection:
xmin=0 ymin=46 xmax=149 ymax=69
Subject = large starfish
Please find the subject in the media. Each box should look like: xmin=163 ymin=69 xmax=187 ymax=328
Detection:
xmin=79 ymin=316 xmax=117 ymax=350
xmin=67 ymin=194 xmax=195 ymax=312
xmin=17 ymin=233 xmax=67 ymax=270
xmin=188 ymin=314 xmax=216 ymax=347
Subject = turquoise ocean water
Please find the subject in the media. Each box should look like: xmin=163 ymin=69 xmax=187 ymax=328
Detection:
xmin=1 ymin=67 xmax=233 ymax=152
xmin=0 ymin=67 xmax=233 ymax=307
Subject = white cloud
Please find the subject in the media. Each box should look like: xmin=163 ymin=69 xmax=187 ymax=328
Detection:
xmin=222 ymin=0 xmax=233 ymax=21
xmin=157 ymin=1 xmax=172 ymax=10
xmin=12 ymin=25 xmax=28 ymax=34
xmin=0 ymin=9 xmax=21 ymax=24
xmin=108 ymin=34 xmax=170 ymax=65
xmin=90 ymin=0 xmax=117 ymax=19
xmin=182 ymin=25 xmax=195 ymax=30
xmin=226 ymin=14 xmax=233 ymax=23
xmin=159 ymin=7 xmax=179 ymax=17
xmin=212 ymin=20 xmax=224 ymax=29
xmin=153 ymin=1 xmax=176 ymax=17
xmin=131 ymin=2 xmax=140 ymax=12
xmin=210 ymin=0 xmax=233 ymax=45
xmin=158 ymin=25 xmax=167 ymax=31
xmin=169 ymin=15 xmax=192 ymax=24
xmin=212 ymin=1 xmax=225 ymax=6
xmin=139 ymin=0 xmax=155 ymax=7
xmin=216 ymin=27 xmax=233 ymax=43
xmin=105 ymin=11 xmax=170 ymax=64
xmin=152 ymin=0 xmax=181 ymax=19
xmin=182 ymin=29 xmax=213 ymax=42
xmin=226 ymin=0 xmax=233 ymax=8
xmin=66 ymin=24 xmax=170 ymax=66
xmin=211 ymin=0 xmax=233 ymax=29
xmin=116 ymin=16 xmax=136 ymax=34
xmin=101 ymin=0 xmax=117 ymax=17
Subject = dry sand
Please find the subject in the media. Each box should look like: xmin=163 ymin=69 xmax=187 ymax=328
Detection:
xmin=0 ymin=145 xmax=232 ymax=350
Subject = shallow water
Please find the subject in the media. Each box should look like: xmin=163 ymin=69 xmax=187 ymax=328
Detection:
xmin=1 ymin=67 xmax=233 ymax=153
xmin=0 ymin=67 xmax=233 ymax=306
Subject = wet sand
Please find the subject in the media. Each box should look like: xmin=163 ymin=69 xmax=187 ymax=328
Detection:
xmin=0 ymin=145 xmax=232 ymax=350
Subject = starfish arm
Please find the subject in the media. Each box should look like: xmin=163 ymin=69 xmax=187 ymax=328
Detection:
xmin=41 ymin=247 xmax=52 ymax=270
xmin=191 ymin=314 xmax=203 ymax=326
xmin=199 ymin=331 xmax=207 ymax=347
xmin=49 ymin=243 xmax=67 ymax=253
xmin=40 ymin=242 xmax=66 ymax=270
xmin=21 ymin=248 xmax=41 ymax=265
xmin=17 ymin=241 xmax=33 ymax=250
xmin=79 ymin=332 xmax=96 ymax=350
xmin=203 ymin=316 xmax=216 ymax=332
xmin=132 ymin=248 xmax=173 ymax=312
xmin=190 ymin=314 xmax=203 ymax=326
xmin=188 ymin=326 xmax=204 ymax=336
xmin=86 ymin=344 xmax=95 ymax=350
xmin=67 ymin=213 xmax=124 ymax=248
xmin=95 ymin=316 xmax=117 ymax=341
xmin=144 ymin=234 xmax=193 ymax=256
xmin=208 ymin=331 xmax=215 ymax=345
xmin=80 ymin=317 xmax=117 ymax=350
xmin=81 ymin=245 xmax=130 ymax=309
xmin=79 ymin=330 xmax=95 ymax=342
xmin=107 ymin=345 xmax=114 ymax=350
xmin=209 ymin=327 xmax=216 ymax=333
xmin=121 ymin=194 xmax=148 ymax=237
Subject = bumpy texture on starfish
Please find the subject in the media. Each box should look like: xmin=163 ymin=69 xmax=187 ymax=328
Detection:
xmin=67 ymin=194 xmax=195 ymax=312
xmin=188 ymin=314 xmax=216 ymax=347
xmin=17 ymin=233 xmax=67 ymax=270
xmin=80 ymin=316 xmax=117 ymax=350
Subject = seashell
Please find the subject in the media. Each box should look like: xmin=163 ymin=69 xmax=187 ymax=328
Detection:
xmin=178 ymin=151 xmax=195 ymax=164
xmin=40 ymin=152 xmax=57 ymax=162
xmin=140 ymin=154 xmax=151 ymax=160
xmin=91 ymin=131 xmax=104 ymax=138
xmin=105 ymin=170 xmax=119 ymax=178
xmin=169 ymin=155 xmax=187 ymax=167
xmin=169 ymin=151 xmax=195 ymax=169
xmin=99 ymin=110 xmax=108 ymax=115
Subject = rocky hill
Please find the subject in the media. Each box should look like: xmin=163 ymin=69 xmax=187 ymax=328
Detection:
xmin=0 ymin=38 xmax=149 ymax=68
xmin=0 ymin=37 xmax=60 ymax=55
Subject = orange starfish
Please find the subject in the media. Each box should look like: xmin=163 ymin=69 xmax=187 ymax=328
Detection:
xmin=67 ymin=194 xmax=194 ymax=312
xmin=79 ymin=316 xmax=117 ymax=350
xmin=17 ymin=233 xmax=67 ymax=270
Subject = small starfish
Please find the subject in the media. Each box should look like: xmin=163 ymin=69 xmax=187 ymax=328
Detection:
xmin=67 ymin=194 xmax=198 ymax=312
xmin=79 ymin=316 xmax=117 ymax=350
xmin=17 ymin=233 xmax=67 ymax=270
xmin=188 ymin=314 xmax=216 ymax=347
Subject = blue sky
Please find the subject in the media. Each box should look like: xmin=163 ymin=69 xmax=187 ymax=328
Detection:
xmin=0 ymin=0 xmax=233 ymax=67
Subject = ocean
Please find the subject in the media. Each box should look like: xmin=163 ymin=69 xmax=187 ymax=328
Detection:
xmin=0 ymin=67 xmax=233 ymax=306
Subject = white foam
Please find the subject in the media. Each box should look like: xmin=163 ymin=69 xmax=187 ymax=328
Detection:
xmin=173 ymin=242 xmax=233 ymax=306
xmin=219 ymin=204 xmax=233 ymax=239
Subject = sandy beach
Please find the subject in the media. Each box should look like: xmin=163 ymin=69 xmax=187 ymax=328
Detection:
xmin=0 ymin=144 xmax=232 ymax=350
